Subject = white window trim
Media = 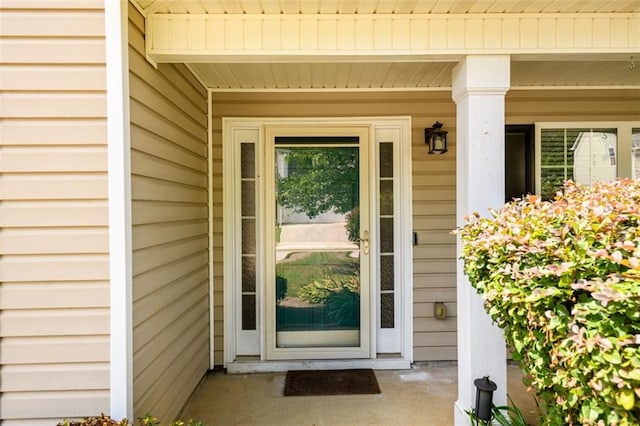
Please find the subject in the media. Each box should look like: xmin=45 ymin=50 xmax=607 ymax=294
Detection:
xmin=222 ymin=117 xmax=413 ymax=370
xmin=535 ymin=121 xmax=640 ymax=195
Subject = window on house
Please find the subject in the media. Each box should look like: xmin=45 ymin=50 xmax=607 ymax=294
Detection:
xmin=538 ymin=128 xmax=617 ymax=199
xmin=535 ymin=123 xmax=640 ymax=200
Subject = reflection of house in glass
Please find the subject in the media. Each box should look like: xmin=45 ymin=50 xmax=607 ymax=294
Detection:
xmin=571 ymin=130 xmax=617 ymax=184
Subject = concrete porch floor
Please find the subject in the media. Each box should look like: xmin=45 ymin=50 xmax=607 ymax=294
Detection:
xmin=180 ymin=363 xmax=540 ymax=425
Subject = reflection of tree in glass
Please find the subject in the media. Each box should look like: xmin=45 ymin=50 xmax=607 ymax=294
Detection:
xmin=277 ymin=148 xmax=358 ymax=218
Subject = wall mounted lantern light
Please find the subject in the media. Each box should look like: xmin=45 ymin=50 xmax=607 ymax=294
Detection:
xmin=474 ymin=376 xmax=497 ymax=423
xmin=425 ymin=121 xmax=448 ymax=155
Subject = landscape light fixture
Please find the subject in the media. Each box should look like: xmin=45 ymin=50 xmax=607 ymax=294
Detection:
xmin=425 ymin=121 xmax=448 ymax=154
xmin=474 ymin=376 xmax=497 ymax=423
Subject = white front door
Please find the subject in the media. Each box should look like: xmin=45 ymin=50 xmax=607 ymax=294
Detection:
xmin=264 ymin=126 xmax=371 ymax=360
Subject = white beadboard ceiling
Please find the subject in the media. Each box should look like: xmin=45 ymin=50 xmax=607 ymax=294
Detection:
xmin=189 ymin=61 xmax=639 ymax=90
xmin=134 ymin=0 xmax=640 ymax=90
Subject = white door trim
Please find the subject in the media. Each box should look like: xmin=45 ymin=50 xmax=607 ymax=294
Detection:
xmin=207 ymin=91 xmax=216 ymax=369
xmin=222 ymin=117 xmax=413 ymax=368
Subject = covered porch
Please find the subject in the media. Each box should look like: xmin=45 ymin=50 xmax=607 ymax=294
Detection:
xmin=107 ymin=0 xmax=639 ymax=423
xmin=179 ymin=363 xmax=539 ymax=425
xmin=1 ymin=0 xmax=638 ymax=423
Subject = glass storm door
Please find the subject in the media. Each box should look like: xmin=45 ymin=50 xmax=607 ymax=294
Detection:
xmin=265 ymin=127 xmax=370 ymax=360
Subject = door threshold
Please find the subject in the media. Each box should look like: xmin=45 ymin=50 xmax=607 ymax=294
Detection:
xmin=226 ymin=358 xmax=411 ymax=374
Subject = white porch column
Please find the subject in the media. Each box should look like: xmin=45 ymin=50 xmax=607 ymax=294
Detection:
xmin=452 ymin=55 xmax=510 ymax=424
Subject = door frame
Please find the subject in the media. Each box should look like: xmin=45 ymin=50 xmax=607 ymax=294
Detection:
xmin=221 ymin=117 xmax=413 ymax=370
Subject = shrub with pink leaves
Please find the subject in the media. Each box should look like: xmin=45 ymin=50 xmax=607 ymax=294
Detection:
xmin=458 ymin=179 xmax=640 ymax=425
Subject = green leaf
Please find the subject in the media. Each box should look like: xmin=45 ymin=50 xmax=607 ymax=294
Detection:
xmin=615 ymin=389 xmax=635 ymax=411
xmin=549 ymin=315 xmax=562 ymax=329
xmin=602 ymin=350 xmax=622 ymax=364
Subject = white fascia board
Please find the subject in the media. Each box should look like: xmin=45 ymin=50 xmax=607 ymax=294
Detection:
xmin=146 ymin=13 xmax=640 ymax=63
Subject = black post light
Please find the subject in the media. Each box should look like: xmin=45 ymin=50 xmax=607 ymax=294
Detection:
xmin=425 ymin=121 xmax=448 ymax=154
xmin=474 ymin=376 xmax=497 ymax=423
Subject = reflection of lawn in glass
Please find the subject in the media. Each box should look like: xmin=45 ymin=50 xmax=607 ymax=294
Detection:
xmin=276 ymin=251 xmax=358 ymax=298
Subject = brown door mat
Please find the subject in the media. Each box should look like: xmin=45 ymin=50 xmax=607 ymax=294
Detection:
xmin=284 ymin=368 xmax=381 ymax=396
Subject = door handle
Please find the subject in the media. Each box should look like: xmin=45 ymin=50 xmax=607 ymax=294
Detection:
xmin=361 ymin=230 xmax=369 ymax=255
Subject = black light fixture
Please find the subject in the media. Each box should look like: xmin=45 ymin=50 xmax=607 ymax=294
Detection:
xmin=474 ymin=376 xmax=497 ymax=423
xmin=425 ymin=121 xmax=448 ymax=154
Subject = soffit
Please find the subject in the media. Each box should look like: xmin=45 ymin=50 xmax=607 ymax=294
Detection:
xmin=136 ymin=0 xmax=640 ymax=14
xmin=133 ymin=1 xmax=640 ymax=90
xmin=190 ymin=60 xmax=639 ymax=90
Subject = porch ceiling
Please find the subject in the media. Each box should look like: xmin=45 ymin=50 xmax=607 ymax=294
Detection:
xmin=133 ymin=1 xmax=640 ymax=90
xmin=189 ymin=60 xmax=639 ymax=90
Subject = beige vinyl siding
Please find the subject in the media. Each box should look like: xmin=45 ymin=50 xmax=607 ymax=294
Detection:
xmin=211 ymin=89 xmax=640 ymax=363
xmin=411 ymin=94 xmax=457 ymax=360
xmin=128 ymin=4 xmax=209 ymax=422
xmin=506 ymin=89 xmax=640 ymax=122
xmin=0 ymin=1 xmax=110 ymax=423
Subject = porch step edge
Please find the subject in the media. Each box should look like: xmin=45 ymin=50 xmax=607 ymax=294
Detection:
xmin=226 ymin=358 xmax=411 ymax=374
